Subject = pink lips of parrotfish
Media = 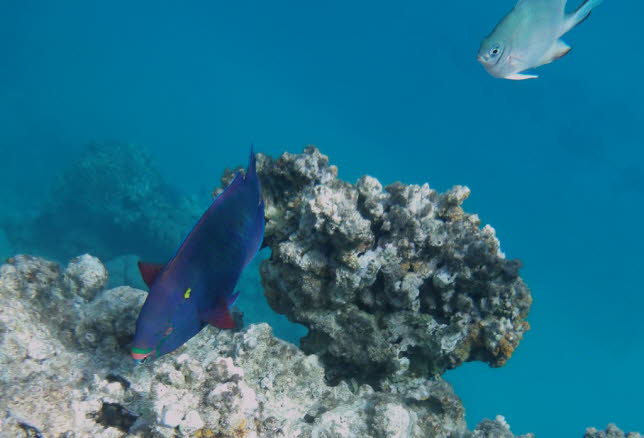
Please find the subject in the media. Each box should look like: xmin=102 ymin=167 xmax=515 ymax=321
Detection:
xmin=131 ymin=347 xmax=155 ymax=363
xmin=131 ymin=326 xmax=172 ymax=363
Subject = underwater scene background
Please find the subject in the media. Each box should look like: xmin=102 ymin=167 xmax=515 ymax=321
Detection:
xmin=0 ymin=1 xmax=642 ymax=437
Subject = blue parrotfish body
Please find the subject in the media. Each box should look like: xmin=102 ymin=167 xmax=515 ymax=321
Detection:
xmin=131 ymin=149 xmax=265 ymax=363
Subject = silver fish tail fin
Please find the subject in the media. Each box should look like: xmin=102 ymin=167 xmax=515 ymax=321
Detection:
xmin=564 ymin=0 xmax=603 ymax=33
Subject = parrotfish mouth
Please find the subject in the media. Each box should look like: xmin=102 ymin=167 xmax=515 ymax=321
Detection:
xmin=131 ymin=347 xmax=155 ymax=364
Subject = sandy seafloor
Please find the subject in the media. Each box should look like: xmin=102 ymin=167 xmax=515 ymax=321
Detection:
xmin=1 ymin=1 xmax=643 ymax=437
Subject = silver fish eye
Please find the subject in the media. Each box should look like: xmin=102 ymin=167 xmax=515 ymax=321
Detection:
xmin=489 ymin=45 xmax=501 ymax=57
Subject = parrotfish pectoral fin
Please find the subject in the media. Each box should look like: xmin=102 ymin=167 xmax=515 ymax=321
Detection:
xmin=201 ymin=304 xmax=236 ymax=329
xmin=506 ymin=73 xmax=539 ymax=80
xmin=242 ymin=199 xmax=266 ymax=266
xmin=137 ymin=261 xmax=165 ymax=288
xmin=540 ymin=40 xmax=572 ymax=65
xmin=228 ymin=290 xmax=241 ymax=308
xmin=564 ymin=0 xmax=603 ymax=33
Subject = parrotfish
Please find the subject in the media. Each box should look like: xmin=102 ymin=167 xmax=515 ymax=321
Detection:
xmin=131 ymin=149 xmax=265 ymax=363
xmin=477 ymin=0 xmax=602 ymax=80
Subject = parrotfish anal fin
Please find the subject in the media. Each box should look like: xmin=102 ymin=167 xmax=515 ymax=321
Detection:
xmin=201 ymin=292 xmax=241 ymax=329
xmin=228 ymin=291 xmax=241 ymax=307
xmin=201 ymin=304 xmax=236 ymax=329
xmin=201 ymin=295 xmax=238 ymax=329
xmin=506 ymin=73 xmax=539 ymax=80
xmin=540 ymin=40 xmax=571 ymax=65
xmin=137 ymin=261 xmax=165 ymax=289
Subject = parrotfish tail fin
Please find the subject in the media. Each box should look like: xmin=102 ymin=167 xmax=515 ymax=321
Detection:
xmin=137 ymin=261 xmax=165 ymax=289
xmin=565 ymin=0 xmax=602 ymax=33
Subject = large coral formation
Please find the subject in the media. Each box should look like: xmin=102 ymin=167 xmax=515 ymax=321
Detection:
xmin=250 ymin=147 xmax=532 ymax=384
xmin=0 ymin=255 xmax=531 ymax=437
xmin=4 ymin=143 xmax=202 ymax=262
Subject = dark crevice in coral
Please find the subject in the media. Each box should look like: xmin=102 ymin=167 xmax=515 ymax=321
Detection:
xmin=300 ymin=329 xmax=332 ymax=356
xmin=371 ymin=270 xmax=387 ymax=310
xmin=18 ymin=422 xmax=43 ymax=438
xmin=406 ymin=345 xmax=433 ymax=377
xmin=356 ymin=192 xmax=371 ymax=219
xmin=91 ymin=402 xmax=138 ymax=432
xmin=419 ymin=280 xmax=449 ymax=325
xmin=106 ymin=373 xmax=131 ymax=390
xmin=117 ymin=333 xmax=134 ymax=352
xmin=321 ymin=354 xmax=392 ymax=390
xmin=0 ymin=321 xmax=7 ymax=344
xmin=468 ymin=345 xmax=496 ymax=364
xmin=356 ymin=193 xmax=384 ymax=239
xmin=406 ymin=393 xmax=446 ymax=415
xmin=354 ymin=294 xmax=374 ymax=314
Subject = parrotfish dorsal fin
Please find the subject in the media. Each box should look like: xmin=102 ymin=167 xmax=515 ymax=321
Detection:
xmin=200 ymin=301 xmax=236 ymax=329
xmin=137 ymin=261 xmax=165 ymax=289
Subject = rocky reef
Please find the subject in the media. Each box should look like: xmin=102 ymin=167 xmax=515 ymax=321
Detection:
xmin=584 ymin=425 xmax=642 ymax=438
xmin=1 ymin=147 xmax=637 ymax=437
xmin=0 ymin=254 xmax=532 ymax=437
xmin=4 ymin=142 xmax=202 ymax=263
xmin=241 ymin=147 xmax=532 ymax=385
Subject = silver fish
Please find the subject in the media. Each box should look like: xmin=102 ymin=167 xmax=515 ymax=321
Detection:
xmin=478 ymin=0 xmax=602 ymax=80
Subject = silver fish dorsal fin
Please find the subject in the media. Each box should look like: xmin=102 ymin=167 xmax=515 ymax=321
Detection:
xmin=516 ymin=0 xmax=567 ymax=13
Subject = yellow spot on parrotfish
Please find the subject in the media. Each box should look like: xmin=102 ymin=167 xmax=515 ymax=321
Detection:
xmin=184 ymin=288 xmax=192 ymax=299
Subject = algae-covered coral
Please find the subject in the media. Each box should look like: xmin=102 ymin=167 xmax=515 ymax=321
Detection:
xmin=250 ymin=147 xmax=531 ymax=385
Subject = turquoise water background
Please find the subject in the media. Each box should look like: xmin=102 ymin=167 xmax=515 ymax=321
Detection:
xmin=1 ymin=1 xmax=642 ymax=436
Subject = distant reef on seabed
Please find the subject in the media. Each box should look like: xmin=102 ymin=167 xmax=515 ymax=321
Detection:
xmin=3 ymin=142 xmax=203 ymax=264
xmin=0 ymin=147 xmax=639 ymax=437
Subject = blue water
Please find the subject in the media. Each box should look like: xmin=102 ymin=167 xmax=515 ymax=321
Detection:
xmin=1 ymin=1 xmax=642 ymax=436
